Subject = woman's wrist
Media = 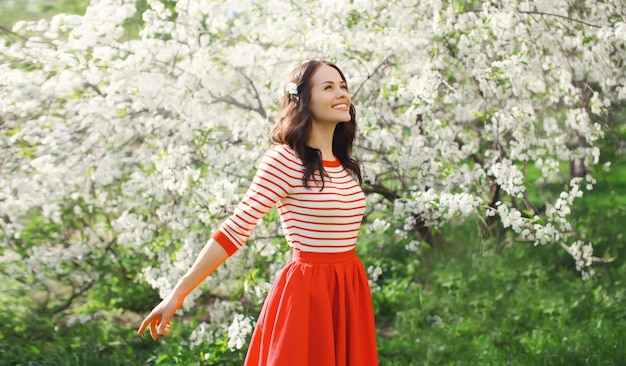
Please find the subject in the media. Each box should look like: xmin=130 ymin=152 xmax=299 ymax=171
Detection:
xmin=169 ymin=285 xmax=190 ymax=306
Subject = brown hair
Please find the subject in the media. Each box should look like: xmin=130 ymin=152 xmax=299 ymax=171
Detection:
xmin=269 ymin=60 xmax=362 ymax=189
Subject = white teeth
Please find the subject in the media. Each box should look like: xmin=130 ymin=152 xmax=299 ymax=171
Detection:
xmin=333 ymin=104 xmax=347 ymax=109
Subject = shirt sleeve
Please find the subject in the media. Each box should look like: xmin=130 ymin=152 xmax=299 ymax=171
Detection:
xmin=212 ymin=146 xmax=297 ymax=256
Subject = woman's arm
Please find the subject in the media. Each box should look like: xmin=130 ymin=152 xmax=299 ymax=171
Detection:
xmin=137 ymin=238 xmax=228 ymax=340
xmin=138 ymin=146 xmax=295 ymax=340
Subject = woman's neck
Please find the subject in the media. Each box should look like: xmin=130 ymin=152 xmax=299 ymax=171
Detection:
xmin=307 ymin=122 xmax=337 ymax=160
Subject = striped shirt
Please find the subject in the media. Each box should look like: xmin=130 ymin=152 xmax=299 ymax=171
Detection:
xmin=212 ymin=144 xmax=366 ymax=255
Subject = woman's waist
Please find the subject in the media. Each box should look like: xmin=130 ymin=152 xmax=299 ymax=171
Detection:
xmin=290 ymin=247 xmax=357 ymax=264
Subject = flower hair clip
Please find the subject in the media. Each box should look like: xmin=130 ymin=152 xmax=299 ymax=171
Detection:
xmin=284 ymin=82 xmax=298 ymax=101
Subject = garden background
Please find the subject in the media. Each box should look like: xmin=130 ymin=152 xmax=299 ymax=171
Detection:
xmin=1 ymin=0 xmax=625 ymax=365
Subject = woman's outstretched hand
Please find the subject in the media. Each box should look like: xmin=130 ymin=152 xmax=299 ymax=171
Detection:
xmin=137 ymin=294 xmax=182 ymax=340
xmin=137 ymin=239 xmax=229 ymax=341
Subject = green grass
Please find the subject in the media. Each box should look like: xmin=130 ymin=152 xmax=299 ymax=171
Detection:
xmin=374 ymin=241 xmax=626 ymax=365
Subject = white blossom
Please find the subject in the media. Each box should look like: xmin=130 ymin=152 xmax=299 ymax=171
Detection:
xmin=189 ymin=322 xmax=215 ymax=349
xmin=367 ymin=264 xmax=383 ymax=291
xmin=405 ymin=240 xmax=421 ymax=254
xmin=568 ymin=240 xmax=595 ymax=280
xmin=284 ymin=82 xmax=298 ymax=96
xmin=0 ymin=0 xmax=619 ymax=330
xmin=227 ymin=314 xmax=254 ymax=350
xmin=370 ymin=218 xmax=391 ymax=233
xmin=488 ymin=160 xmax=526 ymax=198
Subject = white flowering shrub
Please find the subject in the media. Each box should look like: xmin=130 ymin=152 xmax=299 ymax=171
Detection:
xmin=1 ymin=0 xmax=624 ymax=354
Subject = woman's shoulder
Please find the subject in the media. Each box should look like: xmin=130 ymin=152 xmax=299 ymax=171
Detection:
xmin=268 ymin=144 xmax=298 ymax=160
xmin=270 ymin=143 xmax=293 ymax=154
xmin=265 ymin=144 xmax=304 ymax=169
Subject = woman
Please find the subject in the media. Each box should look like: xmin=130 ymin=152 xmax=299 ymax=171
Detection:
xmin=138 ymin=60 xmax=379 ymax=366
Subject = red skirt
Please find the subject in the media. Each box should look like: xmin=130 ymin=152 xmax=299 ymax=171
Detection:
xmin=244 ymin=249 xmax=379 ymax=366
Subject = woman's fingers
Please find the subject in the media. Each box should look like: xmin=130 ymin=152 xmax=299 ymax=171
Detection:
xmin=157 ymin=316 xmax=172 ymax=336
xmin=138 ymin=319 xmax=150 ymax=335
xmin=150 ymin=319 xmax=159 ymax=340
xmin=138 ymin=304 xmax=176 ymax=341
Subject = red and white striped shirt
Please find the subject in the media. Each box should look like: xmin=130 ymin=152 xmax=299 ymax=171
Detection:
xmin=212 ymin=144 xmax=366 ymax=255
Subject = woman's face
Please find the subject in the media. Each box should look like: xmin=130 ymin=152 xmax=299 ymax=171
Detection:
xmin=307 ymin=64 xmax=352 ymax=125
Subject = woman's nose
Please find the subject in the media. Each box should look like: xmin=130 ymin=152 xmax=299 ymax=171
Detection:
xmin=336 ymin=88 xmax=348 ymax=98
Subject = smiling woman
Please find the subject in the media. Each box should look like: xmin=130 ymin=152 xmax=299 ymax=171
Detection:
xmin=270 ymin=60 xmax=362 ymax=191
xmin=307 ymin=65 xmax=352 ymax=127
xmin=138 ymin=60 xmax=378 ymax=366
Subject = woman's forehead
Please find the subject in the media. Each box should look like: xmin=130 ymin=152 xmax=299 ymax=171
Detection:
xmin=310 ymin=64 xmax=344 ymax=85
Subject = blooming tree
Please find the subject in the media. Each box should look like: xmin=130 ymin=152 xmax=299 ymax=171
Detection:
xmin=1 ymin=0 xmax=624 ymax=348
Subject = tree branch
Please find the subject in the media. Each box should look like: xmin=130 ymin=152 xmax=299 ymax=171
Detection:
xmin=235 ymin=67 xmax=267 ymax=119
xmin=0 ymin=25 xmax=27 ymax=42
xmin=517 ymin=10 xmax=604 ymax=28
xmin=557 ymin=241 xmax=616 ymax=266
xmin=591 ymin=256 xmax=616 ymax=265
xmin=208 ymin=93 xmax=267 ymax=118
xmin=352 ymin=56 xmax=393 ymax=99
xmin=362 ymin=183 xmax=398 ymax=202
xmin=52 ymin=281 xmax=95 ymax=314
xmin=466 ymin=9 xmax=605 ymax=28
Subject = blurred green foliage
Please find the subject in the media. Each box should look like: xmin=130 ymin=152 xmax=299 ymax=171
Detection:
xmin=0 ymin=0 xmax=90 ymax=25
